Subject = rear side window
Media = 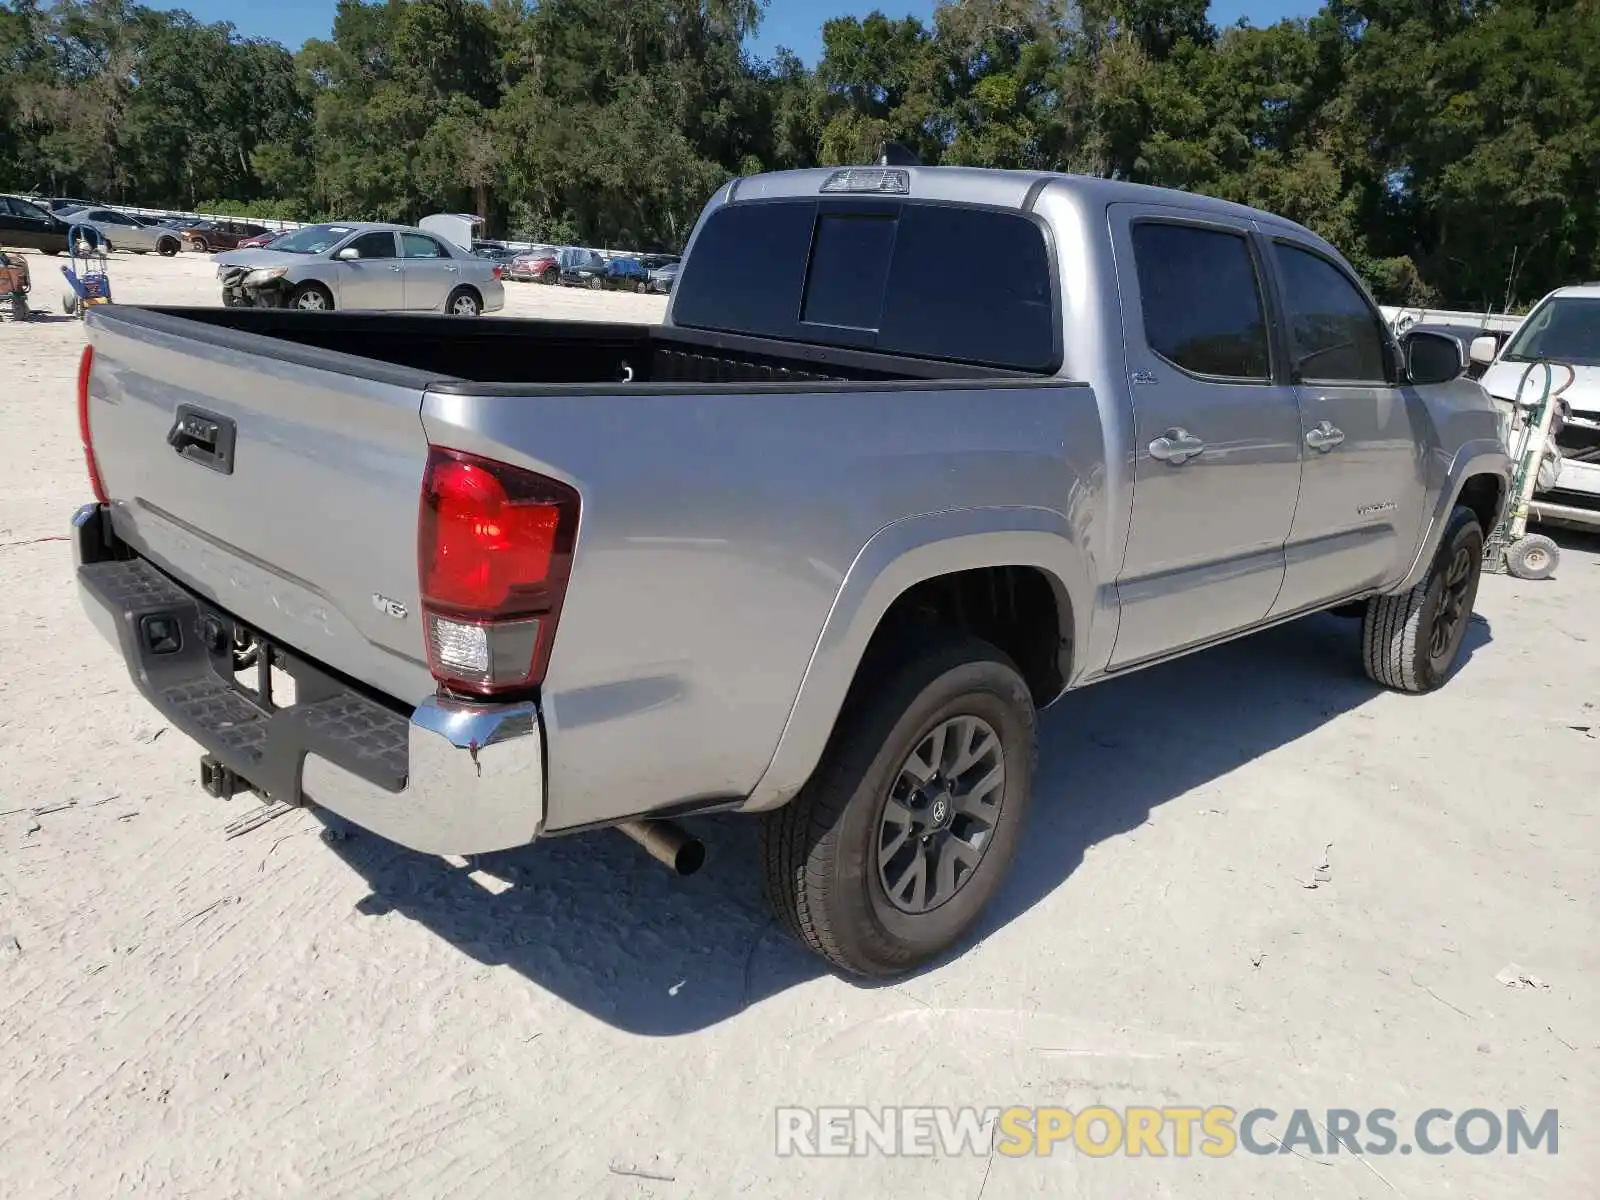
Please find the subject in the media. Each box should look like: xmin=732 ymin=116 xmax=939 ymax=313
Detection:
xmin=673 ymin=199 xmax=1058 ymax=372
xmin=1131 ymin=222 xmax=1270 ymax=380
xmin=1272 ymin=242 xmax=1389 ymax=384
xmin=402 ymin=233 xmax=447 ymax=259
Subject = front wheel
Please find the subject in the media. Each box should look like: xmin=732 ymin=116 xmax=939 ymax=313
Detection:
xmin=760 ymin=635 xmax=1037 ymax=977
xmin=446 ymin=287 xmax=481 ymax=316
xmin=287 ymin=282 xmax=333 ymax=312
xmin=157 ymin=237 xmax=178 ymax=257
xmin=588 ymin=275 xmax=603 ymax=290
xmin=1362 ymin=505 xmax=1484 ymax=693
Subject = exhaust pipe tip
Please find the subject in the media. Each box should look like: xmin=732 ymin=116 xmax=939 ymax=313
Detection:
xmin=617 ymin=819 xmax=705 ymax=876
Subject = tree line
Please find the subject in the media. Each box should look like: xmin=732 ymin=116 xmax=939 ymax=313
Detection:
xmin=4 ymin=0 xmax=1598 ymax=307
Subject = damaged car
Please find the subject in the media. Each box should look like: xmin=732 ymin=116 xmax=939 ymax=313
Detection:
xmin=215 ymin=221 xmax=505 ymax=315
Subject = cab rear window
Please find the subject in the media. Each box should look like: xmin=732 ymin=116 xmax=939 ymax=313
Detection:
xmin=672 ymin=199 xmax=1059 ymax=373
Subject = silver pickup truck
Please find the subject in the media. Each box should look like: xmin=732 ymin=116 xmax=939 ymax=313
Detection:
xmin=72 ymin=166 xmax=1509 ymax=977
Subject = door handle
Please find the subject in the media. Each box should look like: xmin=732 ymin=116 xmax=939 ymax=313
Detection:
xmin=445 ymin=265 xmax=459 ymax=273
xmin=1148 ymin=428 xmax=1206 ymax=466
xmin=1305 ymin=420 xmax=1345 ymax=452
xmin=389 ymin=265 xmax=403 ymax=273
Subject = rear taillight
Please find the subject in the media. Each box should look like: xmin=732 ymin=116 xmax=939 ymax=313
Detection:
xmin=417 ymin=447 xmax=579 ymax=697
xmin=77 ymin=344 xmax=107 ymax=503
xmin=492 ymin=264 xmax=504 ymax=281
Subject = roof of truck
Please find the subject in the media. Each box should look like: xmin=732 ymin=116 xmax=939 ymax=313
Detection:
xmin=726 ymin=166 xmax=1328 ymax=247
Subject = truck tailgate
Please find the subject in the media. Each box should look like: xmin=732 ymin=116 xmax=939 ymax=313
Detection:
xmin=83 ymin=307 xmax=439 ymax=703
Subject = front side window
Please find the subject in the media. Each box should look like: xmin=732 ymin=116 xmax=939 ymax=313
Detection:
xmin=344 ymin=231 xmax=398 ymax=260
xmin=1130 ymin=222 xmax=1270 ymax=380
xmin=1273 ymin=242 xmax=1389 ymax=384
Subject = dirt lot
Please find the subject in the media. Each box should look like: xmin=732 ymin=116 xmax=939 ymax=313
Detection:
xmin=1 ymin=248 xmax=1596 ymax=1198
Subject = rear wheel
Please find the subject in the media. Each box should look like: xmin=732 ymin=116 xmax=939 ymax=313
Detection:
xmin=191 ymin=236 xmax=209 ymax=253
xmin=541 ymin=268 xmax=558 ymax=285
xmin=760 ymin=635 xmax=1037 ymax=977
xmin=288 ymin=282 xmax=333 ymax=312
xmin=446 ymin=287 xmax=481 ymax=317
xmin=1362 ymin=505 xmax=1484 ymax=693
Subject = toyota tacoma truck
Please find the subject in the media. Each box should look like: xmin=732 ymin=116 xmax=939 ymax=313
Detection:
xmin=72 ymin=167 xmax=1509 ymax=977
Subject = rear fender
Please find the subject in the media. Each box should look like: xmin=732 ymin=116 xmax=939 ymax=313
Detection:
xmin=740 ymin=506 xmax=1093 ymax=813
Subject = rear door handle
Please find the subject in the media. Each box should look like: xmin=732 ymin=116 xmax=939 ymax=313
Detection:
xmin=1148 ymin=428 xmax=1206 ymax=466
xmin=1305 ymin=420 xmax=1345 ymax=452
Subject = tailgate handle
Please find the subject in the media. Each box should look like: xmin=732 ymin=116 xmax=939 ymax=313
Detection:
xmin=167 ymin=405 xmax=237 ymax=476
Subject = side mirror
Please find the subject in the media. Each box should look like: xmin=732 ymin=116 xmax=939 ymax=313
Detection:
xmin=336 ymin=246 xmax=360 ymax=261
xmin=1469 ymin=335 xmax=1498 ymax=366
xmin=1403 ymin=330 xmax=1467 ymax=385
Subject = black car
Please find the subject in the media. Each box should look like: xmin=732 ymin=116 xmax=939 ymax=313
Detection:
xmin=556 ymin=247 xmax=608 ymax=288
xmin=0 ymin=195 xmax=70 ymax=254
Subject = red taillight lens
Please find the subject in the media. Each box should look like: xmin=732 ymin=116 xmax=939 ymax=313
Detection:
xmin=77 ymin=344 xmax=107 ymax=503
xmin=492 ymin=264 xmax=504 ymax=280
xmin=418 ymin=447 xmax=579 ymax=696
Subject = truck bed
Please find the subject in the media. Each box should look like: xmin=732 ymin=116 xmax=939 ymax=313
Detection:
xmin=142 ymin=307 xmax=1031 ymax=389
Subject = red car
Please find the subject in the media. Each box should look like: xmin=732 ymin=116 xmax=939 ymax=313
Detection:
xmin=235 ymin=229 xmax=286 ymax=250
xmin=506 ymin=246 xmax=560 ymax=283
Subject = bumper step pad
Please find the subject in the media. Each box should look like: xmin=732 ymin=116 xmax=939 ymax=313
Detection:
xmin=79 ymin=557 xmax=409 ymax=802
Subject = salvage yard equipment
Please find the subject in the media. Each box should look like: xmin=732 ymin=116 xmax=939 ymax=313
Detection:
xmin=60 ymin=224 xmax=111 ymax=317
xmin=0 ymin=250 xmax=32 ymax=320
xmin=1484 ymin=360 xmax=1575 ymax=580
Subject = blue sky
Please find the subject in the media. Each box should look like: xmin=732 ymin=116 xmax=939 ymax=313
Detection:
xmin=153 ymin=1 xmax=1317 ymax=64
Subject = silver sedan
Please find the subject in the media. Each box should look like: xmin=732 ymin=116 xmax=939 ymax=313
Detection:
xmin=62 ymin=208 xmax=183 ymax=256
xmin=213 ymin=222 xmax=506 ymax=315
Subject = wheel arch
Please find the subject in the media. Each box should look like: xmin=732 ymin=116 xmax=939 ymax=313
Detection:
xmin=740 ymin=507 xmax=1091 ymax=813
xmin=1393 ymin=444 xmax=1509 ymax=594
xmin=447 ymin=282 xmax=484 ymax=311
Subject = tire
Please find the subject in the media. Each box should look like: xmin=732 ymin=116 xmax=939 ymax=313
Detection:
xmin=61 ymin=293 xmax=77 ymax=317
xmin=1505 ymin=533 xmax=1559 ymax=581
xmin=446 ymin=287 xmax=481 ymax=317
xmin=541 ymin=269 xmax=558 ymax=285
xmin=157 ymin=237 xmax=178 ymax=257
xmin=1362 ymin=505 xmax=1484 ymax=693
xmin=588 ymin=275 xmax=603 ymax=290
xmin=760 ymin=635 xmax=1037 ymax=977
xmin=190 ymin=237 xmax=209 ymax=253
xmin=287 ymin=282 xmax=333 ymax=312
xmin=11 ymin=295 xmax=27 ymax=321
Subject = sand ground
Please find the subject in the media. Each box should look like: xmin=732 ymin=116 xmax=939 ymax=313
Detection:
xmin=1 ymin=248 xmax=1595 ymax=1198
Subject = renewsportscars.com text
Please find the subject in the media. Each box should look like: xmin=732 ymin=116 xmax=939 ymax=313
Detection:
xmin=775 ymin=1105 xmax=1559 ymax=1158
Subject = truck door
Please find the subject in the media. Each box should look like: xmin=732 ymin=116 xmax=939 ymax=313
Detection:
xmin=1263 ymin=238 xmax=1426 ymax=615
xmin=1107 ymin=206 xmax=1304 ymax=667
